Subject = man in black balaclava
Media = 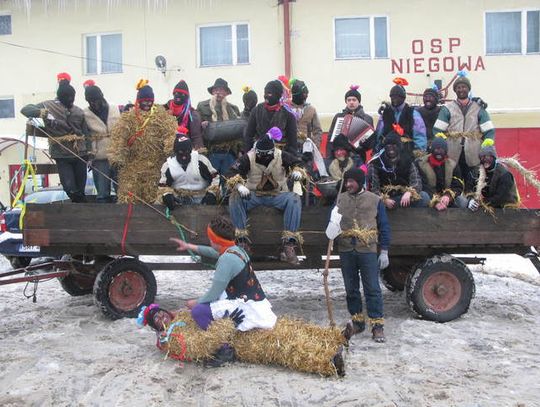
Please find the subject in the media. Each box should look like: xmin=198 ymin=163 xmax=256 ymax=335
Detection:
xmin=243 ymin=79 xmax=298 ymax=155
xmin=241 ymin=87 xmax=258 ymax=120
xmin=21 ymin=74 xmax=91 ymax=203
xmin=83 ymin=80 xmax=121 ymax=203
xmin=158 ymin=127 xmax=219 ymax=210
xmin=290 ymin=79 xmax=323 ymax=149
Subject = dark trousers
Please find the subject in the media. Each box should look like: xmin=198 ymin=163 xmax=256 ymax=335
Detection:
xmin=55 ymin=157 xmax=88 ymax=203
xmin=339 ymin=250 xmax=383 ymax=319
xmin=92 ymin=159 xmax=117 ymax=203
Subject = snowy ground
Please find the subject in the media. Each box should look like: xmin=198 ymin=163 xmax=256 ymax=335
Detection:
xmin=0 ymin=254 xmax=539 ymax=407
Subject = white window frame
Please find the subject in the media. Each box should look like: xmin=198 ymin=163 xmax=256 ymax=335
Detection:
xmin=484 ymin=9 xmax=540 ymax=55
xmin=197 ymin=22 xmax=251 ymax=68
xmin=82 ymin=32 xmax=123 ymax=75
xmin=0 ymin=12 xmax=12 ymax=36
xmin=333 ymin=15 xmax=390 ymax=60
xmin=0 ymin=96 xmax=15 ymax=119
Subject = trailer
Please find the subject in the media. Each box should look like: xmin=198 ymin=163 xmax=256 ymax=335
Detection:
xmin=1 ymin=203 xmax=539 ymax=323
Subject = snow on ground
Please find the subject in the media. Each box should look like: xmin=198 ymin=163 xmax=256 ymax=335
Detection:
xmin=0 ymin=254 xmax=539 ymax=407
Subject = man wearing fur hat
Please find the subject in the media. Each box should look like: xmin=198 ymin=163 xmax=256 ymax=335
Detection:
xmin=464 ymin=140 xmax=519 ymax=211
xmin=326 ymin=167 xmax=391 ymax=343
xmin=433 ymin=73 xmax=495 ymax=183
xmin=164 ymin=80 xmax=203 ymax=150
xmin=243 ymin=79 xmax=298 ymax=156
xmin=290 ymin=79 xmax=323 ymax=149
xmin=417 ymin=134 xmax=467 ymax=211
xmin=228 ymin=128 xmax=304 ymax=265
xmin=376 ymin=78 xmax=427 ymax=160
xmin=197 ymin=78 xmax=241 ymax=175
xmin=83 ymin=80 xmax=120 ymax=203
xmin=157 ymin=127 xmax=219 ymax=210
xmin=108 ymin=80 xmax=177 ymax=203
xmin=368 ymin=131 xmax=430 ymax=209
xmin=21 ymin=75 xmax=91 ymax=203
xmin=327 ymin=85 xmax=374 ymax=164
xmin=416 ymin=87 xmax=441 ymax=147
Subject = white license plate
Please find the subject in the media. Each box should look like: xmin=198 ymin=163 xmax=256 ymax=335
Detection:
xmin=19 ymin=245 xmax=40 ymax=253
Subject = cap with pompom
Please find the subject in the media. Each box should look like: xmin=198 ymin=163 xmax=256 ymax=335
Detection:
xmin=390 ymin=77 xmax=408 ymax=98
xmin=136 ymin=79 xmax=154 ymax=101
xmin=84 ymin=79 xmax=104 ymax=102
xmin=345 ymin=85 xmax=361 ymax=102
xmin=453 ymin=70 xmax=471 ymax=92
xmin=57 ymin=72 xmax=71 ymax=84
xmin=430 ymin=132 xmax=448 ymax=153
xmin=479 ymin=138 xmax=496 ymax=158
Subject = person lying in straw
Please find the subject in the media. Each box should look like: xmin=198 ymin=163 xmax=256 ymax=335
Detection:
xmin=138 ymin=215 xmax=346 ymax=375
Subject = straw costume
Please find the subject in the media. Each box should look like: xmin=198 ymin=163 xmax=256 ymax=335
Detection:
xmin=108 ymin=80 xmax=176 ymax=203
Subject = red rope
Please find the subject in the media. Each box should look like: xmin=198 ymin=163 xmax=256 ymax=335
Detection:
xmin=121 ymin=193 xmax=134 ymax=255
xmin=169 ymin=332 xmax=190 ymax=362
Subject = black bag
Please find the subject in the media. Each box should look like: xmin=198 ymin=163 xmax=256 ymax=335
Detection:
xmin=203 ymin=119 xmax=247 ymax=143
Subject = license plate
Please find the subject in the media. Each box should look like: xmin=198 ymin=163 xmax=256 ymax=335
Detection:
xmin=19 ymin=245 xmax=40 ymax=253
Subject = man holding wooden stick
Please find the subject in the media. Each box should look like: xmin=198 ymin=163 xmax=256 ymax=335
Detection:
xmin=326 ymin=168 xmax=391 ymax=343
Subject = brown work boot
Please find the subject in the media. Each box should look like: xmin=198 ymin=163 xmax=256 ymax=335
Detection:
xmin=341 ymin=320 xmax=366 ymax=342
xmin=372 ymin=324 xmax=385 ymax=343
xmin=280 ymin=242 xmax=299 ymax=265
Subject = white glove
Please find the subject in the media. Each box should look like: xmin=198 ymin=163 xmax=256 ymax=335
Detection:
xmin=378 ymin=250 xmax=389 ymax=270
xmin=468 ymin=199 xmax=480 ymax=211
xmin=237 ymin=184 xmax=250 ymax=198
xmin=46 ymin=113 xmax=55 ymax=121
xmin=291 ymin=170 xmax=303 ymax=181
xmin=325 ymin=206 xmax=342 ymax=240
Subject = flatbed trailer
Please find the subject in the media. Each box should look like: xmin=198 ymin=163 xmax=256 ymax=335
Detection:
xmin=2 ymin=203 xmax=539 ymax=322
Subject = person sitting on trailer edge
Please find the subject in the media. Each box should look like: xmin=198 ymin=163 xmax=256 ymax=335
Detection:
xmin=416 ymin=133 xmax=467 ymax=211
xmin=157 ymin=126 xmax=219 ymax=210
xmin=464 ymin=139 xmax=519 ymax=211
xmin=326 ymin=168 xmax=391 ymax=343
xmin=368 ymin=129 xmax=430 ymax=209
xmin=227 ymin=127 xmax=304 ymax=265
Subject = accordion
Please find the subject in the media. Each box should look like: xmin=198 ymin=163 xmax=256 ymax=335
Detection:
xmin=203 ymin=119 xmax=247 ymax=143
xmin=330 ymin=114 xmax=375 ymax=148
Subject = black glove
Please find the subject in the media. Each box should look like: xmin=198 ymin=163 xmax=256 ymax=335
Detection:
xmin=201 ymin=192 xmax=217 ymax=205
xmin=224 ymin=307 xmax=245 ymax=328
xmin=302 ymin=151 xmax=313 ymax=163
xmin=162 ymin=193 xmax=176 ymax=211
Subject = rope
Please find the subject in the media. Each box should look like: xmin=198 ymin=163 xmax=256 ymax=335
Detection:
xmin=11 ymin=159 xmax=39 ymax=230
xmin=121 ymin=193 xmax=134 ymax=256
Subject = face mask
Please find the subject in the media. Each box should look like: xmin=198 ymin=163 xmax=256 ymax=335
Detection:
xmin=264 ymin=92 xmax=280 ymax=106
xmin=292 ymin=93 xmax=305 ymax=105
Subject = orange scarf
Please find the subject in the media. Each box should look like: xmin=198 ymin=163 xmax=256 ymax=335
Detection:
xmin=207 ymin=225 xmax=235 ymax=254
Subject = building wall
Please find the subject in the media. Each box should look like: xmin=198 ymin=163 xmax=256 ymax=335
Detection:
xmin=0 ymin=0 xmax=538 ymax=134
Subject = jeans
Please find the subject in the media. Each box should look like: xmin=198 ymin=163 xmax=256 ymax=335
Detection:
xmin=209 ymin=151 xmax=236 ymax=175
xmin=229 ymin=191 xmax=302 ymax=231
xmin=55 ymin=157 xmax=88 ymax=203
xmin=339 ymin=250 xmax=383 ymax=319
xmin=389 ymin=191 xmax=430 ymax=208
xmin=91 ymin=159 xmax=116 ymax=203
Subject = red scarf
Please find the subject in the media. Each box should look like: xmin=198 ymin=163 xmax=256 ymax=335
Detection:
xmin=428 ymin=154 xmax=446 ymax=167
xmin=207 ymin=226 xmax=235 ymax=254
xmin=264 ymin=103 xmax=281 ymax=112
xmin=168 ymin=100 xmax=191 ymax=130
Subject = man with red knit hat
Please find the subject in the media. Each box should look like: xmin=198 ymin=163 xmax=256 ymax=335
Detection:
xmin=164 ymin=80 xmax=203 ymax=150
xmin=21 ymin=73 xmax=91 ymax=203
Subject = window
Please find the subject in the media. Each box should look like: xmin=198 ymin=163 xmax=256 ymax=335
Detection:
xmin=199 ymin=23 xmax=250 ymax=67
xmin=84 ymin=33 xmax=122 ymax=74
xmin=0 ymin=97 xmax=15 ymax=119
xmin=486 ymin=10 xmax=540 ymax=55
xmin=335 ymin=16 xmax=388 ymax=59
xmin=0 ymin=14 xmax=11 ymax=35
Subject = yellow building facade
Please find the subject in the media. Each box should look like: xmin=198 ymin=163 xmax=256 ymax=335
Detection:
xmin=0 ymin=0 xmax=538 ymax=135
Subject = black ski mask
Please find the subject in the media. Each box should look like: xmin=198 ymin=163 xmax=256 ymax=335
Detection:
xmin=264 ymin=80 xmax=283 ymax=106
xmin=57 ymin=82 xmax=76 ymax=109
xmin=174 ymin=136 xmax=192 ymax=170
xmin=291 ymin=80 xmax=308 ymax=105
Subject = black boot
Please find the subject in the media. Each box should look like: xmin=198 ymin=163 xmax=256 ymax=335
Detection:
xmin=205 ymin=343 xmax=236 ymax=367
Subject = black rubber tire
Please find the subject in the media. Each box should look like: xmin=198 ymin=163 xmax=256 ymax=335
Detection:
xmin=93 ymin=258 xmax=156 ymax=320
xmin=58 ymin=274 xmax=94 ymax=296
xmin=8 ymin=256 xmax=32 ymax=269
xmin=382 ymin=257 xmax=422 ymax=292
xmin=406 ymin=254 xmax=475 ymax=323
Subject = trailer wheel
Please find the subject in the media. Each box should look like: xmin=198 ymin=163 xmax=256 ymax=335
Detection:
xmin=93 ymin=258 xmax=156 ymax=319
xmin=406 ymin=254 xmax=475 ymax=322
xmin=8 ymin=256 xmax=32 ymax=269
xmin=382 ymin=257 xmax=421 ymax=292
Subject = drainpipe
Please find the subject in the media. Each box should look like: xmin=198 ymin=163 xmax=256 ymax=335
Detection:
xmin=282 ymin=0 xmax=291 ymax=78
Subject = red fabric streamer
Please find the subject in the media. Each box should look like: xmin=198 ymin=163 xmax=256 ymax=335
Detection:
xmin=392 ymin=123 xmax=405 ymax=136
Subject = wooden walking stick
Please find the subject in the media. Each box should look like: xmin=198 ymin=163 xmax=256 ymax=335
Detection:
xmin=322 ymin=238 xmax=335 ymax=327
